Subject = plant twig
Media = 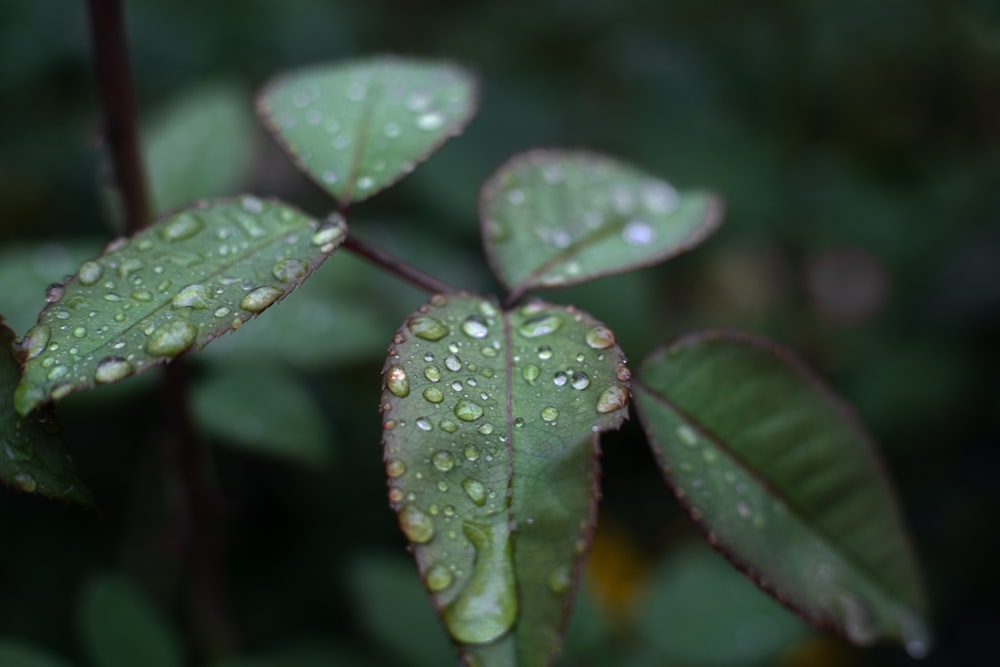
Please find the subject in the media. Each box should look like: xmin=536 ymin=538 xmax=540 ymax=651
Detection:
xmin=342 ymin=235 xmax=459 ymax=296
xmin=86 ymin=0 xmax=151 ymax=233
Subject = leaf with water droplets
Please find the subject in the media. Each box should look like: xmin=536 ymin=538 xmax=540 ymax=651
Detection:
xmin=0 ymin=320 xmax=93 ymax=506
xmin=258 ymin=56 xmax=477 ymax=205
xmin=633 ymin=331 xmax=929 ymax=657
xmin=14 ymin=197 xmax=346 ymax=415
xmin=480 ymin=149 xmax=723 ymax=300
xmin=381 ymin=294 xmax=629 ymax=665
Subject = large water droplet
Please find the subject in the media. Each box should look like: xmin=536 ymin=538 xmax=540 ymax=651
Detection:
xmin=541 ymin=406 xmax=559 ymax=422
xmin=518 ymin=314 xmax=563 ymax=338
xmin=424 ymin=365 xmax=441 ymax=382
xmin=311 ymin=223 xmax=345 ymax=250
xmin=44 ymin=283 xmax=65 ymax=304
xmin=522 ymin=364 xmax=540 ymax=384
xmin=677 ymin=425 xmax=698 ymax=447
xmin=146 ymin=321 xmax=198 ymax=357
xmin=432 ymin=450 xmax=455 ymax=472
xmin=596 ymin=384 xmax=628 ymax=413
xmin=462 ymin=478 xmax=486 ymax=506
xmin=386 ymin=365 xmax=409 ymax=397
xmin=585 ymin=325 xmax=615 ymax=349
xmin=408 ymin=316 xmax=449 ymax=341
xmin=160 ymin=213 xmax=203 ymax=241
xmin=416 ymin=111 xmax=445 ymax=130
xmin=454 ymin=400 xmax=484 ymax=422
xmin=442 ymin=520 xmax=517 ymax=644
xmin=14 ymin=473 xmax=37 ymax=493
xmin=439 ymin=419 xmax=458 ymax=433
xmin=94 ymin=356 xmax=134 ymax=384
xmin=547 ymin=564 xmax=572 ymax=594
xmin=461 ymin=315 xmax=489 ymax=339
xmin=423 ymin=386 xmax=444 ymax=403
xmin=416 ymin=417 xmax=433 ymax=431
xmin=837 ymin=593 xmax=878 ymax=646
xmin=622 ymin=220 xmax=655 ymax=246
xmin=386 ymin=459 xmax=406 ymax=478
xmin=240 ymin=286 xmax=283 ymax=313
xmin=78 ymin=261 xmax=104 ymax=285
xmin=22 ymin=325 xmax=50 ymax=360
xmin=571 ymin=371 xmax=590 ymax=390
xmin=399 ymin=505 xmax=435 ymax=543
xmin=172 ymin=283 xmax=210 ymax=309
xmin=464 ymin=445 xmax=479 ymax=462
xmin=444 ymin=355 xmax=463 ymax=372
xmin=553 ymin=371 xmax=568 ymax=387
xmin=272 ymin=258 xmax=309 ymax=282
xmin=426 ymin=563 xmax=454 ymax=593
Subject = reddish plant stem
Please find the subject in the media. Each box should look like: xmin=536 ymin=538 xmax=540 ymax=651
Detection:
xmin=342 ymin=234 xmax=458 ymax=296
xmin=86 ymin=0 xmax=151 ymax=233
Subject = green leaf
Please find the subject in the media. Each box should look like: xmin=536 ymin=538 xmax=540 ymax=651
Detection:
xmin=190 ymin=365 xmax=333 ymax=467
xmin=632 ymin=331 xmax=929 ymax=657
xmin=258 ymin=56 xmax=477 ymax=205
xmin=144 ymin=82 xmax=256 ymax=214
xmin=346 ymin=552 xmax=455 ymax=667
xmin=14 ymin=197 xmax=345 ymax=415
xmin=637 ymin=544 xmax=808 ymax=666
xmin=0 ymin=639 xmax=76 ymax=667
xmin=0 ymin=320 xmax=93 ymax=505
xmin=78 ymin=574 xmax=182 ymax=667
xmin=381 ymin=294 xmax=630 ymax=665
xmin=480 ymin=150 xmax=722 ymax=300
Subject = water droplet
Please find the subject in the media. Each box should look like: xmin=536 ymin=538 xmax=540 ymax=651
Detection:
xmin=240 ymin=286 xmax=283 ymax=313
xmin=424 ymin=365 xmax=441 ymax=382
xmin=321 ymin=169 xmax=338 ymax=184
xmin=444 ymin=355 xmax=463 ymax=372
xmin=642 ymin=182 xmax=679 ymax=213
xmin=416 ymin=417 xmax=433 ymax=431
xmin=160 ymin=213 xmax=203 ymax=241
xmin=14 ymin=473 xmax=37 ymax=493
xmin=439 ymin=419 xmax=458 ymax=433
xmin=463 ymin=478 xmax=487 ymax=506
xmin=94 ymin=356 xmax=134 ymax=384
xmin=386 ymin=459 xmax=406 ymax=478
xmin=736 ymin=500 xmax=752 ymax=520
xmin=547 ymin=564 xmax=572 ymax=594
xmin=677 ymin=425 xmax=698 ymax=447
xmin=45 ymin=283 xmax=65 ymax=304
xmin=408 ymin=316 xmax=449 ymax=341
xmin=386 ymin=365 xmax=410 ymax=397
xmin=900 ymin=609 xmax=931 ymax=659
xmin=132 ymin=289 xmax=153 ymax=302
xmin=311 ymin=223 xmax=345 ymax=249
xmin=518 ymin=314 xmax=563 ymax=338
xmin=514 ymin=417 xmax=525 ymax=428
xmin=22 ymin=325 xmax=50 ymax=360
xmin=399 ymin=505 xmax=435 ymax=543
xmin=585 ymin=325 xmax=615 ymax=349
xmin=117 ymin=258 xmax=144 ymax=278
xmin=47 ymin=365 xmax=69 ymax=381
xmin=553 ymin=372 xmax=568 ymax=387
xmin=172 ymin=283 xmax=210 ymax=309
xmin=454 ymin=400 xmax=484 ymax=422
xmin=464 ymin=445 xmax=479 ymax=462
xmin=461 ymin=315 xmax=489 ymax=339
xmin=357 ymin=175 xmax=375 ymax=191
xmin=423 ymin=387 xmax=444 ymax=403
xmin=433 ymin=450 xmax=455 ymax=471
xmin=416 ymin=111 xmax=445 ymax=130
xmin=541 ymin=406 xmax=559 ymax=422
xmin=702 ymin=449 xmax=718 ymax=464
xmin=442 ymin=520 xmax=516 ymax=644
xmin=78 ymin=261 xmax=103 ymax=285
xmin=426 ymin=563 xmax=454 ymax=592
xmin=838 ymin=594 xmax=878 ymax=646
xmin=272 ymin=258 xmax=309 ymax=283
xmin=522 ymin=364 xmax=540 ymax=384
xmin=596 ymin=384 xmax=628 ymax=413
xmin=571 ymin=371 xmax=590 ymax=390
xmin=477 ymin=422 xmax=494 ymax=435
xmin=622 ymin=220 xmax=655 ymax=246
xmin=146 ymin=321 xmax=198 ymax=357
xmin=537 ymin=345 xmax=553 ymax=360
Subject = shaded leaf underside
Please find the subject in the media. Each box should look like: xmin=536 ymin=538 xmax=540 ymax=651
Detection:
xmin=632 ymin=331 xmax=929 ymax=657
xmin=381 ymin=294 xmax=629 ymax=665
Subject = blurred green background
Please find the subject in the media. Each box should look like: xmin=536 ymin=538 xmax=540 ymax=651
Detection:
xmin=1 ymin=0 xmax=998 ymax=665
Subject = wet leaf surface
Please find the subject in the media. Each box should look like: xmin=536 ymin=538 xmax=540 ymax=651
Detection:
xmin=480 ymin=150 xmax=722 ymax=299
xmin=258 ymin=57 xmax=477 ymax=205
xmin=381 ymin=293 xmax=629 ymax=665
xmin=14 ymin=197 xmax=345 ymax=415
xmin=633 ymin=331 xmax=929 ymax=657
xmin=0 ymin=321 xmax=92 ymax=506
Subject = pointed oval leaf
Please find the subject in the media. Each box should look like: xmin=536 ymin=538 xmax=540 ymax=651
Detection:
xmin=14 ymin=197 xmax=345 ymax=415
xmin=480 ymin=150 xmax=723 ymax=300
xmin=1 ymin=321 xmax=93 ymax=505
xmin=258 ymin=57 xmax=477 ymax=205
xmin=632 ymin=331 xmax=929 ymax=657
xmin=381 ymin=294 xmax=629 ymax=666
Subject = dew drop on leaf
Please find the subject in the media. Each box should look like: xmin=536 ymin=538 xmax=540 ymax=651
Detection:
xmin=386 ymin=365 xmax=410 ymax=397
xmin=239 ymin=286 xmax=283 ymax=313
xmin=399 ymin=505 xmax=435 ymax=543
xmin=172 ymin=283 xmax=210 ymax=309
xmin=432 ymin=450 xmax=455 ymax=472
xmin=462 ymin=478 xmax=486 ymax=506
xmin=595 ymin=384 xmax=628 ymax=413
xmin=426 ymin=563 xmax=454 ymax=592
xmin=454 ymin=400 xmax=484 ymax=422
xmin=408 ymin=316 xmax=450 ymax=341
xmin=94 ymin=356 xmax=134 ymax=384
xmin=145 ymin=321 xmax=198 ymax=357
xmin=386 ymin=459 xmax=406 ymax=478
xmin=461 ymin=315 xmax=489 ymax=339
xmin=423 ymin=386 xmax=444 ymax=403
xmin=159 ymin=212 xmax=203 ymax=241
xmin=585 ymin=325 xmax=616 ymax=349
xmin=541 ymin=406 xmax=559 ymax=422
xmin=78 ymin=261 xmax=104 ymax=285
xmin=272 ymin=258 xmax=309 ymax=282
xmin=22 ymin=325 xmax=51 ymax=360
xmin=518 ymin=314 xmax=563 ymax=338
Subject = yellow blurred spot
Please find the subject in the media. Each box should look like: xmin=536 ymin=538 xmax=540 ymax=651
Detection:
xmin=779 ymin=634 xmax=856 ymax=667
xmin=584 ymin=520 xmax=650 ymax=622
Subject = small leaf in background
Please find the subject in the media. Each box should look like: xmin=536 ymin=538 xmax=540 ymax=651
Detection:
xmin=190 ymin=365 xmax=333 ymax=468
xmin=258 ymin=56 xmax=477 ymax=205
xmin=14 ymin=197 xmax=345 ymax=415
xmin=381 ymin=294 xmax=629 ymax=665
xmin=345 ymin=552 xmax=455 ymax=667
xmin=78 ymin=574 xmax=182 ymax=667
xmin=210 ymin=641 xmax=370 ymax=667
xmin=144 ymin=82 xmax=256 ymax=215
xmin=0 ymin=639 xmax=76 ymax=667
xmin=632 ymin=331 xmax=929 ymax=657
xmin=637 ymin=544 xmax=809 ymax=666
xmin=0 ymin=321 xmax=92 ymax=505
xmin=480 ymin=149 xmax=723 ymax=300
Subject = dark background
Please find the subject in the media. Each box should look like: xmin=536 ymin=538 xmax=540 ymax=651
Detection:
xmin=1 ymin=1 xmax=998 ymax=665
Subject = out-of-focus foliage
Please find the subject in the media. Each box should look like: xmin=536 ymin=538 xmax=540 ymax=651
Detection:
xmin=0 ymin=0 xmax=996 ymax=665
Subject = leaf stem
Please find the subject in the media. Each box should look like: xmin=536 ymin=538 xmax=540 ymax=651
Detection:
xmin=342 ymin=234 xmax=459 ymax=296
xmin=86 ymin=0 xmax=151 ymax=233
